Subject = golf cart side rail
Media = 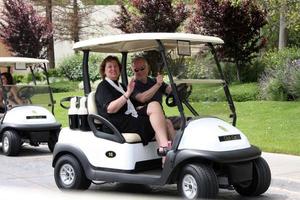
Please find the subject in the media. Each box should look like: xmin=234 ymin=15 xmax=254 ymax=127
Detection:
xmin=209 ymin=43 xmax=237 ymax=126
xmin=88 ymin=114 xmax=126 ymax=143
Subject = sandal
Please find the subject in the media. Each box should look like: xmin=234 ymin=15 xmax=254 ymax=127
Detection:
xmin=157 ymin=146 xmax=170 ymax=156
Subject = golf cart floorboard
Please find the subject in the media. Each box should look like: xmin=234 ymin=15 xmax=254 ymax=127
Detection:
xmin=92 ymin=168 xmax=164 ymax=185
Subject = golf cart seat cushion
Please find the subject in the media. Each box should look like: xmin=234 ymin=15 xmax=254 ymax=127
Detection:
xmin=122 ymin=133 xmax=142 ymax=143
xmin=87 ymin=91 xmax=143 ymax=143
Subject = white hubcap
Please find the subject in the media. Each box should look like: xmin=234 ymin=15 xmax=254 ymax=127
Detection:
xmin=60 ymin=164 xmax=75 ymax=186
xmin=182 ymin=174 xmax=198 ymax=199
xmin=3 ymin=136 xmax=9 ymax=153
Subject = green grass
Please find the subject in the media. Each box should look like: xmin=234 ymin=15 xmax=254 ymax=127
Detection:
xmin=53 ymin=90 xmax=84 ymax=127
xmin=52 ymin=91 xmax=300 ymax=156
xmin=235 ymin=101 xmax=300 ymax=155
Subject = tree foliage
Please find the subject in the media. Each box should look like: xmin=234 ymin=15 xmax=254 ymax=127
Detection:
xmin=187 ymin=0 xmax=267 ymax=82
xmin=113 ymin=0 xmax=189 ymax=33
xmin=258 ymin=0 xmax=300 ymax=48
xmin=0 ymin=0 xmax=53 ymax=58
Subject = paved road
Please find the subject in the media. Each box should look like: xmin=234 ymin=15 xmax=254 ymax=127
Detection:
xmin=0 ymin=144 xmax=299 ymax=200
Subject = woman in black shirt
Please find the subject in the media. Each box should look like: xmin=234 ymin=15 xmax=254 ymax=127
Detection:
xmin=95 ymin=56 xmax=169 ymax=163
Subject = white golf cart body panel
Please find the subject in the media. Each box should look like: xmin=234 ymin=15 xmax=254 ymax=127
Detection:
xmin=178 ymin=118 xmax=250 ymax=151
xmin=3 ymin=106 xmax=56 ymax=124
xmin=0 ymin=57 xmax=49 ymax=64
xmin=59 ymin=127 xmax=159 ymax=170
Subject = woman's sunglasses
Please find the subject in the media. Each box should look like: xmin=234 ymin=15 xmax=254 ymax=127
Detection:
xmin=134 ymin=67 xmax=145 ymax=73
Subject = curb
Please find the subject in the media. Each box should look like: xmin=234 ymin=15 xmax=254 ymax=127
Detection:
xmin=271 ymin=177 xmax=300 ymax=193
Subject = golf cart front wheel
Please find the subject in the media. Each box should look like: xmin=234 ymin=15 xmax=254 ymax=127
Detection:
xmin=234 ymin=157 xmax=271 ymax=196
xmin=2 ymin=130 xmax=21 ymax=156
xmin=54 ymin=154 xmax=91 ymax=190
xmin=177 ymin=163 xmax=219 ymax=199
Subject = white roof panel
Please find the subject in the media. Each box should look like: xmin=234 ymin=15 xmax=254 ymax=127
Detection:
xmin=0 ymin=57 xmax=49 ymax=64
xmin=73 ymin=33 xmax=224 ymax=53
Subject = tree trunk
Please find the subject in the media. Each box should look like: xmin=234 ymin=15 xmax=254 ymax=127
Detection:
xmin=279 ymin=4 xmax=288 ymax=50
xmin=235 ymin=60 xmax=241 ymax=83
xmin=73 ymin=0 xmax=80 ymax=43
xmin=46 ymin=0 xmax=55 ymax=68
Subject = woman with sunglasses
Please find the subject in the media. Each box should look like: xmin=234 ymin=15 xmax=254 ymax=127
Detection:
xmin=95 ymin=55 xmax=170 ymax=166
xmin=131 ymin=56 xmax=176 ymax=141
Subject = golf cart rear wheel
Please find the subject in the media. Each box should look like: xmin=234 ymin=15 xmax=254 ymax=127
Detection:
xmin=234 ymin=157 xmax=271 ymax=196
xmin=2 ymin=130 xmax=21 ymax=156
xmin=54 ymin=154 xmax=91 ymax=190
xmin=177 ymin=163 xmax=219 ymax=199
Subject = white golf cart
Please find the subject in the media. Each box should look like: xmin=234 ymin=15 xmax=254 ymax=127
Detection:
xmin=52 ymin=33 xmax=271 ymax=199
xmin=0 ymin=57 xmax=61 ymax=156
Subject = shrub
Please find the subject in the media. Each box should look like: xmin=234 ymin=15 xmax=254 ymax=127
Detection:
xmin=261 ymin=47 xmax=300 ymax=69
xmin=259 ymin=59 xmax=300 ymax=100
xmin=58 ymin=53 xmax=102 ymax=81
xmin=189 ymin=82 xmax=259 ymax=102
xmin=47 ymin=68 xmax=61 ymax=77
xmin=50 ymin=81 xmax=80 ymax=93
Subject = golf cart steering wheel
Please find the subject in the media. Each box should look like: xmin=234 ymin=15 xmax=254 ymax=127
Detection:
xmin=17 ymin=86 xmax=35 ymax=103
xmin=166 ymin=83 xmax=192 ymax=107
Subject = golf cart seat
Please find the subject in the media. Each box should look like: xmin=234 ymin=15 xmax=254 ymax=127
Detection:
xmin=87 ymin=91 xmax=142 ymax=143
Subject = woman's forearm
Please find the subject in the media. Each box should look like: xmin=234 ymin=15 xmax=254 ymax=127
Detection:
xmin=107 ymin=94 xmax=128 ymax=113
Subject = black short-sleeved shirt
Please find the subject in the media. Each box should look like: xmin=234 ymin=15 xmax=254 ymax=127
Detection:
xmin=95 ymin=79 xmax=154 ymax=145
xmin=132 ymin=77 xmax=168 ymax=106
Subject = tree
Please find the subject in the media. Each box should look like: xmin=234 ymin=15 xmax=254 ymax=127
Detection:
xmin=113 ymin=0 xmax=189 ymax=74
xmin=258 ymin=0 xmax=300 ymax=49
xmin=0 ymin=0 xmax=53 ymax=58
xmin=187 ymin=0 xmax=267 ymax=82
xmin=114 ymin=0 xmax=188 ymax=33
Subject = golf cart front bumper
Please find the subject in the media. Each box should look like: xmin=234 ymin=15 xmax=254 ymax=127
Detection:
xmin=0 ymin=122 xmax=61 ymax=142
xmin=174 ymin=145 xmax=261 ymax=165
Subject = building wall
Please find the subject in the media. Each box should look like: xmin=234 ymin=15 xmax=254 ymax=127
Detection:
xmin=0 ymin=40 xmax=11 ymax=57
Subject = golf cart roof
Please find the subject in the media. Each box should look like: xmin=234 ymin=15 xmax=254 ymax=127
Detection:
xmin=73 ymin=32 xmax=224 ymax=53
xmin=0 ymin=57 xmax=49 ymax=65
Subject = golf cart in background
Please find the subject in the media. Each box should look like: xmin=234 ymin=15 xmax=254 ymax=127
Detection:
xmin=52 ymin=33 xmax=271 ymax=199
xmin=0 ymin=57 xmax=61 ymax=156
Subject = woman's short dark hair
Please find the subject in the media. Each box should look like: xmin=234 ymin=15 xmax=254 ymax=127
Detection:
xmin=1 ymin=72 xmax=14 ymax=85
xmin=99 ymin=56 xmax=122 ymax=79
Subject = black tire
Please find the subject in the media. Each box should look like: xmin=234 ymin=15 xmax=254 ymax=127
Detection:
xmin=177 ymin=164 xmax=219 ymax=199
xmin=234 ymin=157 xmax=271 ymax=196
xmin=54 ymin=154 xmax=91 ymax=190
xmin=2 ymin=130 xmax=21 ymax=156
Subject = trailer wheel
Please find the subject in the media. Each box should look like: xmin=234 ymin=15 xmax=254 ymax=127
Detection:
xmin=2 ymin=130 xmax=21 ymax=156
xmin=234 ymin=157 xmax=271 ymax=196
xmin=54 ymin=154 xmax=91 ymax=190
xmin=177 ymin=164 xmax=218 ymax=199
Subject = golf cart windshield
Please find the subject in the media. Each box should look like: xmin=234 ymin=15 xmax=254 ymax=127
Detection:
xmin=1 ymin=85 xmax=54 ymax=112
xmin=0 ymin=57 xmax=55 ymax=114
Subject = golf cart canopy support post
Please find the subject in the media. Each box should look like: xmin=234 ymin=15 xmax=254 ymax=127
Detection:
xmin=156 ymin=40 xmax=186 ymax=129
xmin=121 ymin=52 xmax=128 ymax=86
xmin=83 ymin=50 xmax=91 ymax=95
xmin=209 ymin=43 xmax=237 ymax=126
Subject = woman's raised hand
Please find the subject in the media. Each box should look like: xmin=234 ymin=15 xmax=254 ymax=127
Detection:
xmin=126 ymin=78 xmax=135 ymax=96
xmin=156 ymin=73 xmax=164 ymax=86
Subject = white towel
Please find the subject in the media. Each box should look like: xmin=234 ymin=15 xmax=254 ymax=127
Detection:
xmin=105 ymin=77 xmax=138 ymax=118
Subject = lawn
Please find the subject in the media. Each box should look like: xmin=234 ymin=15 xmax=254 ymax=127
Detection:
xmin=52 ymin=91 xmax=300 ymax=156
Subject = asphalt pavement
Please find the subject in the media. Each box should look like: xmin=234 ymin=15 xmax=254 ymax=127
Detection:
xmin=262 ymin=152 xmax=300 ymax=193
xmin=0 ymin=145 xmax=300 ymax=200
